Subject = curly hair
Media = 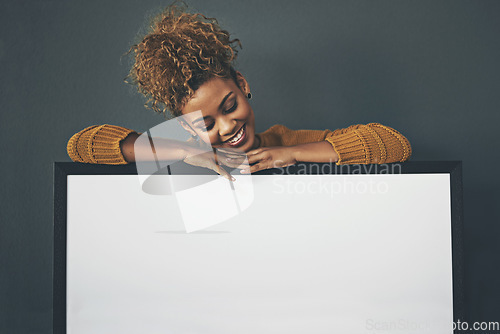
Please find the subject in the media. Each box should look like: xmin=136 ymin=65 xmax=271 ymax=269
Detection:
xmin=125 ymin=2 xmax=242 ymax=117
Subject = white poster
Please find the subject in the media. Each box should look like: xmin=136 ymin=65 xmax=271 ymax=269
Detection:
xmin=66 ymin=174 xmax=453 ymax=334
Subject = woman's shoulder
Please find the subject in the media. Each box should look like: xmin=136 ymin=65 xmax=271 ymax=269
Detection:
xmin=258 ymin=124 xmax=292 ymax=135
xmin=256 ymin=124 xmax=291 ymax=147
xmin=257 ymin=124 xmax=330 ymax=147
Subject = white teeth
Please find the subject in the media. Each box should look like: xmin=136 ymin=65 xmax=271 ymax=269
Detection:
xmin=228 ymin=126 xmax=244 ymax=144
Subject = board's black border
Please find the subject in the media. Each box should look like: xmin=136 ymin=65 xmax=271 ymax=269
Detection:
xmin=53 ymin=161 xmax=465 ymax=333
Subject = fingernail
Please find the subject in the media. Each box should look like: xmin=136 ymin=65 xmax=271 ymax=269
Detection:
xmin=240 ymin=170 xmax=247 ymax=174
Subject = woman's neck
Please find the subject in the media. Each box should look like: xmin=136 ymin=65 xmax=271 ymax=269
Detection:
xmin=251 ymin=135 xmax=261 ymax=150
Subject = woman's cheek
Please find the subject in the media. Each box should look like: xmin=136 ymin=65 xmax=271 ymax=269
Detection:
xmin=196 ymin=130 xmax=212 ymax=145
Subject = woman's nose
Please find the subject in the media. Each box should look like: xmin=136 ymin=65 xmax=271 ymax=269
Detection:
xmin=218 ymin=116 xmax=237 ymax=137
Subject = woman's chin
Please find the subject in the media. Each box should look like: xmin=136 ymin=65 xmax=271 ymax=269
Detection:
xmin=238 ymin=134 xmax=257 ymax=153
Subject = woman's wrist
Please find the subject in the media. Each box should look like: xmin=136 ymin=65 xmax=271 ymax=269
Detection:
xmin=120 ymin=132 xmax=140 ymax=162
xmin=122 ymin=134 xmax=205 ymax=163
xmin=292 ymin=141 xmax=339 ymax=163
xmin=181 ymin=145 xmax=209 ymax=161
xmin=152 ymin=138 xmax=201 ymax=161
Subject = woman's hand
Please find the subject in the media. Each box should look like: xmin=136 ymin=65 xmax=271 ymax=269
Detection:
xmin=237 ymin=142 xmax=339 ymax=173
xmin=184 ymin=141 xmax=339 ymax=176
xmin=238 ymin=146 xmax=297 ymax=174
xmin=183 ymin=148 xmax=248 ymax=181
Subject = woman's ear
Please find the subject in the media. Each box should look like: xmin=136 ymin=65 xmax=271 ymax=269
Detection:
xmin=235 ymin=71 xmax=251 ymax=95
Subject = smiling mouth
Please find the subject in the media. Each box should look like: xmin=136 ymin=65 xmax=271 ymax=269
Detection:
xmin=225 ymin=124 xmax=246 ymax=146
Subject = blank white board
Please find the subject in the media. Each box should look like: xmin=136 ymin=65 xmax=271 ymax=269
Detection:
xmin=64 ymin=173 xmax=455 ymax=334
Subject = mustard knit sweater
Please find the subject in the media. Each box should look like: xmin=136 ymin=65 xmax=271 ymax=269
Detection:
xmin=67 ymin=123 xmax=412 ymax=165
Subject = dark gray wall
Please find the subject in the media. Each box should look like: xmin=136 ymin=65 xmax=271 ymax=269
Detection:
xmin=1 ymin=0 xmax=499 ymax=332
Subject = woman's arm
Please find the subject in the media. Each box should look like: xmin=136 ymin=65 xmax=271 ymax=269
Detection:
xmin=119 ymin=132 xmax=140 ymax=162
xmin=293 ymin=141 xmax=339 ymax=163
xmin=66 ymin=124 xmax=235 ymax=179
xmin=67 ymin=124 xmax=198 ymax=164
xmin=119 ymin=132 xmax=199 ymax=163
xmin=239 ymin=141 xmax=338 ymax=174
xmin=240 ymin=123 xmax=412 ymax=173
xmin=324 ymin=122 xmax=412 ymax=165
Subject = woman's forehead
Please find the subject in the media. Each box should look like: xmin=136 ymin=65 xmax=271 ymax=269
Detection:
xmin=181 ymin=78 xmax=237 ymax=116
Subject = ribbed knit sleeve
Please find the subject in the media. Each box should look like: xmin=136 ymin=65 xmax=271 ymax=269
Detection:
xmin=256 ymin=123 xmax=412 ymax=165
xmin=66 ymin=124 xmax=138 ymax=165
xmin=325 ymin=123 xmax=412 ymax=165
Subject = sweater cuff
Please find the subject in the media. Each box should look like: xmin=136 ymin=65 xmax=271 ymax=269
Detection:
xmin=326 ymin=123 xmax=412 ymax=165
xmin=325 ymin=130 xmax=368 ymax=165
xmin=67 ymin=124 xmax=136 ymax=165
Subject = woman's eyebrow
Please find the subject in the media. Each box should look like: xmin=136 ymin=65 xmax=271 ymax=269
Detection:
xmin=192 ymin=92 xmax=233 ymax=124
xmin=217 ymin=92 xmax=233 ymax=110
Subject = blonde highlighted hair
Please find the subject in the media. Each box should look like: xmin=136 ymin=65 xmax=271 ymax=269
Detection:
xmin=125 ymin=2 xmax=242 ymax=117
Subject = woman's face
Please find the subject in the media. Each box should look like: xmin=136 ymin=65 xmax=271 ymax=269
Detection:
xmin=179 ymin=73 xmax=258 ymax=153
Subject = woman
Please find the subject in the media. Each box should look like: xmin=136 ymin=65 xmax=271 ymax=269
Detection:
xmin=67 ymin=3 xmax=412 ymax=178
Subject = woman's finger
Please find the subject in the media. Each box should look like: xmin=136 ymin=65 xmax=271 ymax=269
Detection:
xmin=216 ymin=150 xmax=247 ymax=162
xmin=216 ymin=148 xmax=246 ymax=157
xmin=222 ymin=153 xmax=245 ymax=160
xmin=213 ymin=163 xmax=235 ymax=181
xmin=273 ymin=159 xmax=294 ymax=168
xmin=245 ymin=148 xmax=264 ymax=156
xmin=240 ymin=162 xmax=271 ymax=174
xmin=222 ymin=158 xmax=249 ymax=169
xmin=246 ymin=151 xmax=268 ymax=165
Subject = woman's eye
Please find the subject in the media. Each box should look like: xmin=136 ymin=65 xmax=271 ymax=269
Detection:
xmin=200 ymin=123 xmax=214 ymax=132
xmin=196 ymin=101 xmax=237 ymax=132
xmin=223 ymin=101 xmax=238 ymax=114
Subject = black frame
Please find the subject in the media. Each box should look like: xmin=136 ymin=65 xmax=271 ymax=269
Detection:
xmin=53 ymin=161 xmax=465 ymax=333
